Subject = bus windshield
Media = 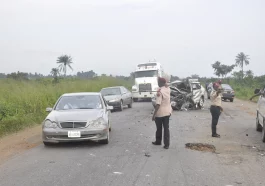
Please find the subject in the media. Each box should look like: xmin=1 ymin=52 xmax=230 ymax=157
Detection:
xmin=134 ymin=70 xmax=158 ymax=78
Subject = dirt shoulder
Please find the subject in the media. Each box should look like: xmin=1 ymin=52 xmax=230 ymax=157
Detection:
xmin=0 ymin=125 xmax=42 ymax=165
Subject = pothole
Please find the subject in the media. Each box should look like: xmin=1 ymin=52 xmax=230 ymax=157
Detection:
xmin=185 ymin=143 xmax=216 ymax=153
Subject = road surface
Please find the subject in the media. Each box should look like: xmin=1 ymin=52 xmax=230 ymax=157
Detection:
xmin=0 ymin=99 xmax=265 ymax=186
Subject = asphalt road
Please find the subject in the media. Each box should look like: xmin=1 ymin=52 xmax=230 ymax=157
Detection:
xmin=0 ymin=99 xmax=265 ymax=186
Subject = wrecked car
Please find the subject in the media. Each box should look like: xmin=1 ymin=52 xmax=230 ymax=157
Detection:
xmin=152 ymin=79 xmax=205 ymax=110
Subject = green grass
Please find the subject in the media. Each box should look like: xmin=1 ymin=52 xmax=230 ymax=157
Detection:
xmin=0 ymin=77 xmax=133 ymax=137
xmin=222 ymin=79 xmax=262 ymax=102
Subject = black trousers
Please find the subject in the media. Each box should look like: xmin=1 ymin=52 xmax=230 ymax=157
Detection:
xmin=155 ymin=116 xmax=170 ymax=146
xmin=210 ymin=105 xmax=221 ymax=135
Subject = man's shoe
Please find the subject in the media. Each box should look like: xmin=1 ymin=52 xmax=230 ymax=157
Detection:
xmin=212 ymin=134 xmax=220 ymax=138
xmin=164 ymin=146 xmax=169 ymax=149
xmin=152 ymin=142 xmax=161 ymax=145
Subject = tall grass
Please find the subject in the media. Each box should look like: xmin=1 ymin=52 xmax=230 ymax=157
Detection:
xmin=0 ymin=77 xmax=133 ymax=137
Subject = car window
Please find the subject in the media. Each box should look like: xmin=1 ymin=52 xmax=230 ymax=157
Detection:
xmin=222 ymin=84 xmax=232 ymax=89
xmin=121 ymin=87 xmax=127 ymax=94
xmin=55 ymin=95 xmax=103 ymax=110
xmin=192 ymin=83 xmax=201 ymax=90
xmin=101 ymin=88 xmax=121 ymax=96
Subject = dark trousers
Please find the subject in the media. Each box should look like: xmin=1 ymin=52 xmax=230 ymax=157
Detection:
xmin=155 ymin=116 xmax=170 ymax=146
xmin=210 ymin=105 xmax=221 ymax=135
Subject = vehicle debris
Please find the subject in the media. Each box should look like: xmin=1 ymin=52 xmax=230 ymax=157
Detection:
xmin=185 ymin=143 xmax=216 ymax=153
xmin=145 ymin=152 xmax=151 ymax=157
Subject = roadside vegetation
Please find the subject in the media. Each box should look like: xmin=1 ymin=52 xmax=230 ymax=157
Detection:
xmin=0 ymin=77 xmax=133 ymax=137
xmin=0 ymin=55 xmax=133 ymax=137
xmin=1 ymin=52 xmax=264 ymax=137
xmin=205 ymin=52 xmax=264 ymax=101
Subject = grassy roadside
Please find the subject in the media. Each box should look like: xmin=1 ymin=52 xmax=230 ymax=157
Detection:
xmin=0 ymin=77 xmax=133 ymax=138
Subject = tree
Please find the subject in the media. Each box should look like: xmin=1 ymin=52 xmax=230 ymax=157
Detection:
xmin=6 ymin=71 xmax=29 ymax=80
xmin=212 ymin=61 xmax=235 ymax=78
xmin=222 ymin=64 xmax=235 ymax=78
xmin=191 ymin=74 xmax=200 ymax=79
xmin=235 ymin=52 xmax=250 ymax=79
xmin=245 ymin=70 xmax=254 ymax=78
xmin=51 ymin=68 xmax=59 ymax=77
xmin=50 ymin=68 xmax=60 ymax=83
xmin=56 ymin=55 xmax=73 ymax=77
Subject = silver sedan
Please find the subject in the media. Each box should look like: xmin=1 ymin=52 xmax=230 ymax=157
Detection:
xmin=42 ymin=92 xmax=113 ymax=146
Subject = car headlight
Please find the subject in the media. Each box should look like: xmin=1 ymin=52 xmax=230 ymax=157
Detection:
xmin=88 ymin=118 xmax=107 ymax=129
xmin=109 ymin=99 xmax=119 ymax=102
xmin=132 ymin=85 xmax=137 ymax=91
xmin=44 ymin=120 xmax=58 ymax=128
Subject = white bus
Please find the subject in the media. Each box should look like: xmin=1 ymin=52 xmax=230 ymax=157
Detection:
xmin=131 ymin=62 xmax=170 ymax=101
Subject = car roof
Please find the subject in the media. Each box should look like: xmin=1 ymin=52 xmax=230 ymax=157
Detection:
xmin=61 ymin=92 xmax=101 ymax=97
xmin=101 ymin=86 xmax=123 ymax=89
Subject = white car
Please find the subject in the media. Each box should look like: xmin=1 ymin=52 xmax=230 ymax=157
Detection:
xmin=255 ymin=86 xmax=265 ymax=142
xmin=151 ymin=79 xmax=206 ymax=109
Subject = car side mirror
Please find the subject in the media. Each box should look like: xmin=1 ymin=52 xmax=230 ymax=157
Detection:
xmin=46 ymin=107 xmax=53 ymax=112
xmin=254 ymin=89 xmax=260 ymax=94
xmin=107 ymin=105 xmax=113 ymax=111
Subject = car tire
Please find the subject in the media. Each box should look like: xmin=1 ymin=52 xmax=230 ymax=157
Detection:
xmin=100 ymin=130 xmax=109 ymax=144
xmin=43 ymin=142 xmax=53 ymax=146
xmin=128 ymin=99 xmax=132 ymax=108
xmin=230 ymin=99 xmax=234 ymax=102
xmin=256 ymin=113 xmax=262 ymax=132
xmin=198 ymin=97 xmax=204 ymax=109
xmin=119 ymin=101 xmax=123 ymax=111
xmin=109 ymin=123 xmax=112 ymax=132
xmin=262 ymin=121 xmax=265 ymax=143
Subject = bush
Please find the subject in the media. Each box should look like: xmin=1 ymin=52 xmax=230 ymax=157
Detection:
xmin=0 ymin=77 xmax=133 ymax=137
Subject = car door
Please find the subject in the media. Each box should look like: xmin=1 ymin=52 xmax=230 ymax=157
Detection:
xmin=126 ymin=87 xmax=132 ymax=104
xmin=191 ymin=83 xmax=202 ymax=104
xmin=120 ymin=87 xmax=128 ymax=105
xmin=258 ymin=88 xmax=265 ymax=125
xmin=101 ymin=96 xmax=110 ymax=123
xmin=123 ymin=87 xmax=130 ymax=104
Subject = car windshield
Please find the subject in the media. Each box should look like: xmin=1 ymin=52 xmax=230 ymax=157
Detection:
xmin=101 ymin=88 xmax=121 ymax=96
xmin=55 ymin=95 xmax=103 ymax=110
xmin=134 ymin=70 xmax=158 ymax=78
xmin=222 ymin=84 xmax=232 ymax=89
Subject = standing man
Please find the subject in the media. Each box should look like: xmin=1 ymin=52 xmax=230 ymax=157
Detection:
xmin=152 ymin=77 xmax=172 ymax=149
xmin=210 ymin=84 xmax=223 ymax=138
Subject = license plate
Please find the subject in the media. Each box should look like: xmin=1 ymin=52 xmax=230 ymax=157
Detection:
xmin=144 ymin=95 xmax=147 ymax=97
xmin=68 ymin=131 xmax=81 ymax=138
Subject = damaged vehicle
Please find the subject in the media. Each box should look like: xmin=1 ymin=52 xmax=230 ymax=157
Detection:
xmin=152 ymin=79 xmax=205 ymax=110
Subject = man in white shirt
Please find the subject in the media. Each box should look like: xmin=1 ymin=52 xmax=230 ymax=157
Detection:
xmin=152 ymin=77 xmax=172 ymax=149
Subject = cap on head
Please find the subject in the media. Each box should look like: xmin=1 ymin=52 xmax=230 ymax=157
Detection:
xmin=158 ymin=77 xmax=166 ymax=87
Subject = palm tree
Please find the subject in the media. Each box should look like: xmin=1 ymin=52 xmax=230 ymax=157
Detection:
xmin=56 ymin=55 xmax=73 ymax=77
xmin=235 ymin=52 xmax=250 ymax=79
xmin=50 ymin=68 xmax=59 ymax=78
xmin=245 ymin=70 xmax=254 ymax=77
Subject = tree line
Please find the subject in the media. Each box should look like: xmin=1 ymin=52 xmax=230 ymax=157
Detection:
xmin=211 ymin=52 xmax=253 ymax=80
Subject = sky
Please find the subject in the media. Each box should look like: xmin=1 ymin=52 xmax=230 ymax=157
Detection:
xmin=0 ymin=0 xmax=265 ymax=78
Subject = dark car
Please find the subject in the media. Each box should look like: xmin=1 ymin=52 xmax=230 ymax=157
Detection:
xmin=221 ymin=84 xmax=235 ymax=102
xmin=100 ymin=86 xmax=133 ymax=111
